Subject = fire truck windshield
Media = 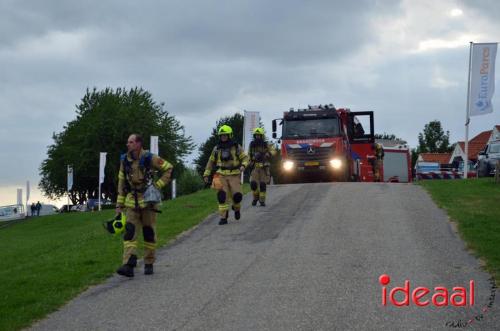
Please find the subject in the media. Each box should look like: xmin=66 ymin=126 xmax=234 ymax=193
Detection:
xmin=282 ymin=118 xmax=340 ymax=138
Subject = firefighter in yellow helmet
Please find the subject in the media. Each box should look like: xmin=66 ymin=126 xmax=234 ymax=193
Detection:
xmin=248 ymin=128 xmax=276 ymax=206
xmin=373 ymin=142 xmax=384 ymax=182
xmin=203 ymin=125 xmax=249 ymax=225
xmin=115 ymin=133 xmax=173 ymax=277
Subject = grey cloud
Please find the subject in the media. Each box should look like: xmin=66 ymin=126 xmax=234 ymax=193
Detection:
xmin=1 ymin=0 xmax=499 ymax=195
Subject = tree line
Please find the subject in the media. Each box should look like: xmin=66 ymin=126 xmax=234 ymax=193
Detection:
xmin=39 ymin=87 xmax=453 ymax=203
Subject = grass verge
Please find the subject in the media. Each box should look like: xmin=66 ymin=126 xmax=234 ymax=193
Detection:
xmin=419 ymin=178 xmax=500 ymax=279
xmin=0 ymin=185 xmax=248 ymax=331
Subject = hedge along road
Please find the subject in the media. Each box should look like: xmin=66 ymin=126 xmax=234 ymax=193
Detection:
xmin=30 ymin=183 xmax=499 ymax=330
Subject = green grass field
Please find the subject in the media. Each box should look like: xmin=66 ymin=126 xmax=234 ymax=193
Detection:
xmin=419 ymin=178 xmax=500 ymax=279
xmin=0 ymin=186 xmax=248 ymax=331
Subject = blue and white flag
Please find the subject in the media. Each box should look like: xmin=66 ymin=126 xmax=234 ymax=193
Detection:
xmin=469 ymin=43 xmax=497 ymax=116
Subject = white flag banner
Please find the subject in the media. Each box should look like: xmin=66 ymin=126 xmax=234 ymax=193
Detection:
xmin=243 ymin=110 xmax=260 ymax=153
xmin=99 ymin=152 xmax=107 ymax=184
xmin=67 ymin=165 xmax=73 ymax=191
xmin=150 ymin=136 xmax=159 ymax=155
xmin=17 ymin=188 xmax=23 ymax=205
xmin=26 ymin=180 xmax=30 ymax=202
xmin=469 ymin=43 xmax=497 ymax=116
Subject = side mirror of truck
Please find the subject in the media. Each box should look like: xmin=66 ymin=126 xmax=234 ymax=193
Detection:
xmin=272 ymin=132 xmax=277 ymax=139
xmin=272 ymin=119 xmax=277 ymax=133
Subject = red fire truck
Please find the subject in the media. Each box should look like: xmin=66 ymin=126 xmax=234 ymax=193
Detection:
xmin=272 ymin=104 xmax=380 ymax=183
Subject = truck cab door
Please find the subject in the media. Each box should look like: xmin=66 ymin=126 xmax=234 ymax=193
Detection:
xmin=347 ymin=111 xmax=375 ymax=181
xmin=348 ymin=111 xmax=374 ymax=144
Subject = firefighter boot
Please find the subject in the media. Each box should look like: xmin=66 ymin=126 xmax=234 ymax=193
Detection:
xmin=219 ymin=211 xmax=229 ymax=225
xmin=233 ymin=193 xmax=242 ymax=220
xmin=144 ymin=264 xmax=154 ymax=275
xmin=251 ymin=181 xmax=259 ymax=206
xmin=117 ymin=255 xmax=137 ymax=278
xmin=259 ymin=183 xmax=267 ymax=207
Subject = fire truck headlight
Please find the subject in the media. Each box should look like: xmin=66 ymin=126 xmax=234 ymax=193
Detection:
xmin=283 ymin=160 xmax=294 ymax=171
xmin=329 ymin=158 xmax=342 ymax=169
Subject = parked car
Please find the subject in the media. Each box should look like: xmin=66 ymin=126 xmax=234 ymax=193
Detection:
xmin=71 ymin=204 xmax=88 ymax=212
xmin=477 ymin=140 xmax=500 ymax=177
xmin=59 ymin=204 xmax=75 ymax=213
xmin=86 ymin=199 xmax=113 ymax=211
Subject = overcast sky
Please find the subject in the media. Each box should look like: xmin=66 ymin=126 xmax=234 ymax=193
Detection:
xmin=1 ymin=0 xmax=499 ymax=206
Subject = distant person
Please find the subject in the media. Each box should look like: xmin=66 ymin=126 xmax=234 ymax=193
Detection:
xmin=115 ymin=133 xmax=174 ymax=277
xmin=373 ymin=143 xmax=385 ymax=182
xmin=31 ymin=203 xmax=36 ymax=217
xmin=36 ymin=201 xmax=42 ymax=216
xmin=248 ymin=128 xmax=276 ymax=207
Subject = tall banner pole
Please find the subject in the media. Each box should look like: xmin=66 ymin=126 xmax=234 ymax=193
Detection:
xmin=150 ymin=136 xmax=159 ymax=155
xmin=464 ymin=41 xmax=473 ymax=179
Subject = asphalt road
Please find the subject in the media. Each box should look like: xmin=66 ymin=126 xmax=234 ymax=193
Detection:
xmin=30 ymin=183 xmax=499 ymax=330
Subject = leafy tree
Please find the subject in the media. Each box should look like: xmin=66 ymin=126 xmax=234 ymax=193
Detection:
xmin=417 ymin=120 xmax=452 ymax=153
xmin=39 ymin=87 xmax=194 ymax=204
xmin=194 ymin=113 xmax=244 ymax=176
xmin=177 ymin=168 xmax=205 ymax=196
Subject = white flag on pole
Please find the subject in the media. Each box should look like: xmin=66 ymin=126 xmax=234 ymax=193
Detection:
xmin=26 ymin=181 xmax=30 ymax=202
xmin=67 ymin=165 xmax=73 ymax=191
xmin=469 ymin=43 xmax=497 ymax=116
xmin=99 ymin=153 xmax=107 ymax=184
xmin=17 ymin=188 xmax=23 ymax=205
xmin=150 ymin=136 xmax=159 ymax=155
xmin=243 ymin=110 xmax=260 ymax=153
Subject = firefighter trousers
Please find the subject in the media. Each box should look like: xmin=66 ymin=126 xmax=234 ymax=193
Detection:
xmin=374 ymin=159 xmax=383 ymax=182
xmin=123 ymin=207 xmax=157 ymax=265
xmin=250 ymin=167 xmax=270 ymax=202
xmin=214 ymin=174 xmax=242 ymax=218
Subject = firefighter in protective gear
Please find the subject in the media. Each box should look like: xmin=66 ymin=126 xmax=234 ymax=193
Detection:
xmin=248 ymin=128 xmax=276 ymax=206
xmin=203 ymin=125 xmax=249 ymax=225
xmin=115 ymin=134 xmax=173 ymax=277
xmin=373 ymin=143 xmax=384 ymax=182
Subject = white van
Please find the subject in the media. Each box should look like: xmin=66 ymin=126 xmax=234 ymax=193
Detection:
xmin=38 ymin=204 xmax=59 ymax=216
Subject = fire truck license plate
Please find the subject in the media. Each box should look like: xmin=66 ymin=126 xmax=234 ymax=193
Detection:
xmin=304 ymin=161 xmax=319 ymax=166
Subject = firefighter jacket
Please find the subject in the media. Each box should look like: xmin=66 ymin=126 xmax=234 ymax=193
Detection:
xmin=116 ymin=149 xmax=173 ymax=209
xmin=248 ymin=140 xmax=277 ymax=169
xmin=203 ymin=141 xmax=249 ymax=177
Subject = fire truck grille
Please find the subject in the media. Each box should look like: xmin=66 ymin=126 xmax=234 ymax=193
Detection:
xmin=287 ymin=147 xmax=333 ymax=161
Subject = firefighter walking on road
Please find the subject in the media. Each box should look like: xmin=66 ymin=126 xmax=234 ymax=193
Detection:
xmin=204 ymin=125 xmax=248 ymax=225
xmin=115 ymin=133 xmax=173 ymax=277
xmin=248 ymin=128 xmax=276 ymax=206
